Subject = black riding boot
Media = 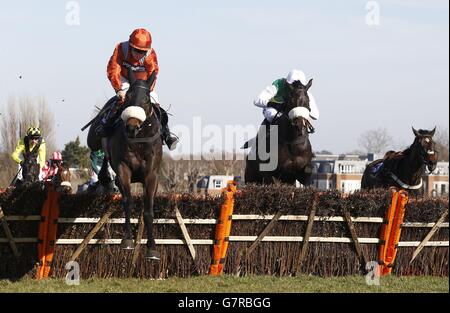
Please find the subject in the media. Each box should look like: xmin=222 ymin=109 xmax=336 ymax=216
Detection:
xmin=158 ymin=107 xmax=179 ymax=151
xmin=161 ymin=123 xmax=179 ymax=151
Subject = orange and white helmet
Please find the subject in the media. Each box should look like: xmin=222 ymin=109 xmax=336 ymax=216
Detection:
xmin=51 ymin=151 xmax=63 ymax=161
xmin=129 ymin=28 xmax=152 ymax=51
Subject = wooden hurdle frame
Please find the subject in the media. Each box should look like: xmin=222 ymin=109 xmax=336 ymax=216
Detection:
xmin=2 ymin=214 xmax=448 ymax=249
xmin=1 ymin=208 xmax=448 ymax=277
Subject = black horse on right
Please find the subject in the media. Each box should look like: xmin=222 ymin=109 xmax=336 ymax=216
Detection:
xmin=361 ymin=127 xmax=439 ymax=193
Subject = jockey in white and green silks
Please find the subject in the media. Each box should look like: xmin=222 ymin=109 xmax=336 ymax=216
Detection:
xmin=254 ymin=69 xmax=320 ymax=128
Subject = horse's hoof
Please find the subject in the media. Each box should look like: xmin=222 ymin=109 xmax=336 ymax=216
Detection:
xmin=146 ymin=249 xmax=160 ymax=260
xmin=120 ymin=239 xmax=135 ymax=250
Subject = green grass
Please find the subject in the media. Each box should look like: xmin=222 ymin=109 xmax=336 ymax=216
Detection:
xmin=0 ymin=275 xmax=448 ymax=293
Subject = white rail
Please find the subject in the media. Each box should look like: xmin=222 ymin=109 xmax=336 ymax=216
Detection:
xmin=2 ymin=214 xmax=447 ymax=248
xmin=4 ymin=215 xmax=449 ymax=228
xmin=0 ymin=237 xmax=448 ymax=247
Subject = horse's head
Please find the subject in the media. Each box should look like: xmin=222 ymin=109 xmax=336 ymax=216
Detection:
xmin=121 ymin=70 xmax=157 ymax=137
xmin=22 ymin=155 xmax=40 ymax=184
xmin=54 ymin=162 xmax=72 ymax=193
xmin=285 ymin=79 xmax=313 ymax=136
xmin=412 ymin=127 xmax=438 ymax=172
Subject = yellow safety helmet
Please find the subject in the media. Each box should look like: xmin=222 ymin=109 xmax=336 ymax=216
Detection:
xmin=26 ymin=126 xmax=42 ymax=138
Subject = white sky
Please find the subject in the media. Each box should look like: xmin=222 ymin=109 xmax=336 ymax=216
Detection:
xmin=0 ymin=0 xmax=448 ymax=155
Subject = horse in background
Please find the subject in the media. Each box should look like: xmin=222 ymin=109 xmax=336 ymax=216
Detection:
xmin=361 ymin=127 xmax=439 ymax=193
xmin=12 ymin=153 xmax=41 ymax=188
xmin=52 ymin=163 xmax=72 ymax=194
xmin=245 ymin=79 xmax=315 ymax=185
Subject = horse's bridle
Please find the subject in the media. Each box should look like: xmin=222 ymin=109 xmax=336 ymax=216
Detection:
xmin=124 ymin=84 xmax=161 ymax=143
xmin=57 ymin=170 xmax=72 ymax=189
xmin=134 ymin=85 xmax=151 ymax=91
xmin=285 ymin=87 xmax=314 ymax=134
xmin=286 ymin=110 xmax=314 ymax=135
xmin=415 ymin=136 xmax=437 ymax=169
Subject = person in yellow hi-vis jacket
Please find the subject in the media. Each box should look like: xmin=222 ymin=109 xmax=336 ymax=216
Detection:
xmin=11 ymin=126 xmax=46 ymax=186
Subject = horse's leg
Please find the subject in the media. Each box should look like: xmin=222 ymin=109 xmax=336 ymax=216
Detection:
xmin=244 ymin=158 xmax=262 ymax=184
xmin=298 ymin=163 xmax=313 ymax=186
xmin=144 ymin=172 xmax=160 ymax=260
xmin=297 ymin=172 xmax=312 ymax=186
xmin=116 ymin=164 xmax=135 ymax=250
xmin=361 ymin=170 xmax=370 ymax=189
xmin=98 ymin=157 xmax=115 ymax=193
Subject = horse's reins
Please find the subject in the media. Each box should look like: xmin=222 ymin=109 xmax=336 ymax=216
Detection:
xmin=303 ymin=118 xmax=315 ymax=134
xmin=127 ymin=129 xmax=161 ymax=144
xmin=291 ymin=116 xmax=313 ymax=134
xmin=124 ymin=86 xmax=161 ymax=144
xmin=415 ymin=136 xmax=436 ymax=169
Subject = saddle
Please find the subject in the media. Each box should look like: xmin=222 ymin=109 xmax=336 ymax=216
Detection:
xmin=369 ymin=151 xmax=405 ymax=177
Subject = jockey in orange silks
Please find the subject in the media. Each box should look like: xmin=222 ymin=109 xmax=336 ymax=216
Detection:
xmin=96 ymin=28 xmax=178 ymax=150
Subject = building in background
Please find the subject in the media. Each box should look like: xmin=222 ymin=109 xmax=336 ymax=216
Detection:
xmin=196 ymin=175 xmax=238 ymax=196
xmin=310 ymin=154 xmax=449 ymax=195
xmin=423 ymin=162 xmax=449 ymax=196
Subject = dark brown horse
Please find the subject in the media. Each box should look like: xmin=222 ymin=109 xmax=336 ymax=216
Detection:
xmin=361 ymin=127 xmax=439 ymax=193
xmin=53 ymin=163 xmax=72 ymax=194
xmin=14 ymin=148 xmax=41 ymax=188
xmin=87 ymin=71 xmax=163 ymax=259
xmin=245 ymin=80 xmax=314 ymax=185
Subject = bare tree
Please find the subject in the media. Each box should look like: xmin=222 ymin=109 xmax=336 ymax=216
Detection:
xmin=186 ymin=161 xmax=199 ymax=193
xmin=159 ymin=155 xmax=184 ymax=192
xmin=434 ymin=126 xmax=449 ymax=162
xmin=358 ymin=128 xmax=393 ymax=154
xmin=37 ymin=97 xmax=56 ymax=154
xmin=157 ymin=152 xmax=245 ymax=194
xmin=0 ymin=96 xmax=56 ymax=187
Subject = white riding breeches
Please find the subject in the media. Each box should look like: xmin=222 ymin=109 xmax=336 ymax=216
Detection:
xmin=263 ymin=107 xmax=279 ymax=123
xmin=16 ymin=164 xmax=23 ymax=181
